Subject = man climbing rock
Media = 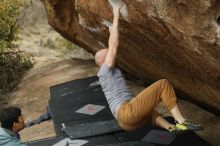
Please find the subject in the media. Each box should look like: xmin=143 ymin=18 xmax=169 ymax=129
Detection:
xmin=96 ymin=4 xmax=203 ymax=134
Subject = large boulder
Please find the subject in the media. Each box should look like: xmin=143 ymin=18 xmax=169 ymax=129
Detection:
xmin=41 ymin=0 xmax=220 ymax=114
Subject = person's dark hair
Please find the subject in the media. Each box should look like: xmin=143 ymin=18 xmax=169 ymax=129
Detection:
xmin=0 ymin=107 xmax=21 ymax=130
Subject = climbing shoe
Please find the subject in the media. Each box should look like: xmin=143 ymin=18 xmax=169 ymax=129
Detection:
xmin=168 ymin=126 xmax=180 ymax=135
xmin=176 ymin=120 xmax=203 ymax=131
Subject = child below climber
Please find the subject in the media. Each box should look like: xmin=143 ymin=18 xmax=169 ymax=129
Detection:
xmin=95 ymin=4 xmax=203 ymax=134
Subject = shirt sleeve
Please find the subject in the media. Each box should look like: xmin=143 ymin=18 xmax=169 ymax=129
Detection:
xmin=97 ymin=64 xmax=112 ymax=77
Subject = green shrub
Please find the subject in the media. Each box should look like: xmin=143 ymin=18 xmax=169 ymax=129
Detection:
xmin=0 ymin=0 xmax=33 ymax=99
xmin=43 ymin=38 xmax=55 ymax=49
xmin=55 ymin=37 xmax=80 ymax=50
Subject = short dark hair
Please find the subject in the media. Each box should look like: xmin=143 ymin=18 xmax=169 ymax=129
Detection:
xmin=0 ymin=107 xmax=21 ymax=130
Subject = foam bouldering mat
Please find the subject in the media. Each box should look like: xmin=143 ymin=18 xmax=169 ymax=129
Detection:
xmin=79 ymin=135 xmax=119 ymax=146
xmin=50 ymin=76 xmax=99 ymax=99
xmin=54 ymin=115 xmax=114 ymax=136
xmin=142 ymin=130 xmax=175 ymax=145
xmin=49 ymin=86 xmax=112 ymax=123
xmin=97 ymin=141 xmax=155 ymax=146
xmin=115 ymin=125 xmax=211 ymax=146
xmin=169 ymin=131 xmax=211 ymax=146
xmin=49 ymin=77 xmax=115 ymax=135
xmin=114 ymin=124 xmax=153 ymax=142
xmin=27 ymin=135 xmax=120 ymax=146
xmin=63 ymin=119 xmax=122 ymax=139
xmin=26 ymin=137 xmax=65 ymax=146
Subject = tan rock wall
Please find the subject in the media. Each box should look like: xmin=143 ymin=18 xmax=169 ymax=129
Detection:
xmin=41 ymin=0 xmax=220 ymax=114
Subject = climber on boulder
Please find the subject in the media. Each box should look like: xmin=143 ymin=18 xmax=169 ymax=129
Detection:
xmin=95 ymin=4 xmax=203 ymax=134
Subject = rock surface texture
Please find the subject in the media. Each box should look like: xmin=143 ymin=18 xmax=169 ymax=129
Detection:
xmin=41 ymin=0 xmax=220 ymax=114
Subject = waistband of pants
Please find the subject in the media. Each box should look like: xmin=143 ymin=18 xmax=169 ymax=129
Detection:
xmin=115 ymin=101 xmax=129 ymax=120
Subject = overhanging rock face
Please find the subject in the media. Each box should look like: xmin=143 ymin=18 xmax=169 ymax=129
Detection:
xmin=41 ymin=0 xmax=220 ymax=114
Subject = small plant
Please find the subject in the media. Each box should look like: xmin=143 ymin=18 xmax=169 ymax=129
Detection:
xmin=55 ymin=37 xmax=79 ymax=50
xmin=43 ymin=38 xmax=55 ymax=49
xmin=54 ymin=36 xmax=94 ymax=59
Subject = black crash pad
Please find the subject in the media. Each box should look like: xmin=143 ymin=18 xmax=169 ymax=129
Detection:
xmin=49 ymin=87 xmax=112 ymax=123
xmin=115 ymin=125 xmax=152 ymax=142
xmin=27 ymin=135 xmax=119 ymax=146
xmin=26 ymin=137 xmax=65 ymax=146
xmin=170 ymin=131 xmax=211 ymax=146
xmin=50 ymin=76 xmax=99 ymax=99
xmin=142 ymin=130 xmax=175 ymax=145
xmin=54 ymin=115 xmax=114 ymax=136
xmin=49 ymin=76 xmax=115 ymax=135
xmin=97 ymin=141 xmax=155 ymax=146
xmin=63 ymin=119 xmax=122 ymax=139
xmin=115 ymin=125 xmax=211 ymax=146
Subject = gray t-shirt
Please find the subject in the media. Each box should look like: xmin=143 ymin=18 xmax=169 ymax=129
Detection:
xmin=97 ymin=64 xmax=133 ymax=117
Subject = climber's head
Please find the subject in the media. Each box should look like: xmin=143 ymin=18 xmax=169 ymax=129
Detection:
xmin=95 ymin=48 xmax=108 ymax=66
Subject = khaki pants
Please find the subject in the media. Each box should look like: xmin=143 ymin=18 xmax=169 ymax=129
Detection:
xmin=117 ymin=79 xmax=177 ymax=131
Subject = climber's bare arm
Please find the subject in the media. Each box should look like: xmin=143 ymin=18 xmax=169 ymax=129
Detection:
xmin=104 ymin=6 xmax=120 ymax=67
